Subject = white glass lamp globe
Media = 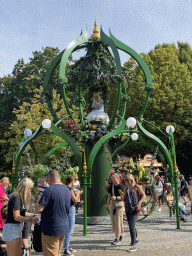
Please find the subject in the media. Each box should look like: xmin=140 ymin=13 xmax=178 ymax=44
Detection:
xmin=42 ymin=119 xmax=51 ymax=129
xmin=127 ymin=117 xmax=137 ymax=128
xmin=131 ymin=133 xmax=138 ymax=141
xmin=166 ymin=125 xmax=175 ymax=134
xmin=24 ymin=129 xmax=32 ymax=137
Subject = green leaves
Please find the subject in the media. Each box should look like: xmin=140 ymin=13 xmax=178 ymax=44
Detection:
xmin=123 ymin=42 xmax=192 ymax=171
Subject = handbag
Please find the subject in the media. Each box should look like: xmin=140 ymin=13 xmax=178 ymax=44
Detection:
xmin=112 ymin=184 xmax=124 ymax=208
xmin=31 ymin=224 xmax=42 ymax=252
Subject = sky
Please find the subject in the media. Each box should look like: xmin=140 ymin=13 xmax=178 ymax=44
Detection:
xmin=1 ymin=0 xmax=192 ymax=77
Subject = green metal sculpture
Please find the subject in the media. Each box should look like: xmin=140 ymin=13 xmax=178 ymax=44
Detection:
xmin=13 ymin=19 xmax=180 ymax=232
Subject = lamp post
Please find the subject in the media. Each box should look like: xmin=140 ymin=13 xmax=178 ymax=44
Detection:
xmin=166 ymin=125 xmax=180 ymax=229
xmin=82 ymin=149 xmax=92 ymax=235
xmin=127 ymin=117 xmax=139 ymax=141
xmin=82 ymin=150 xmax=88 ymax=236
xmin=127 ymin=117 xmax=137 ymax=129
xmin=131 ymin=133 xmax=139 ymax=141
xmin=42 ymin=119 xmax=51 ymax=130
xmin=24 ymin=128 xmax=32 ymax=137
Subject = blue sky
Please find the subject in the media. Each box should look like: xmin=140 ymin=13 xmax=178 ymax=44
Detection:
xmin=1 ymin=0 xmax=192 ymax=77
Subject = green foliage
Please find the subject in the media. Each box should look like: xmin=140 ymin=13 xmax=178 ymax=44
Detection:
xmin=66 ymin=40 xmax=118 ymax=114
xmin=2 ymin=40 xmax=192 ymax=177
xmin=1 ymin=87 xmax=79 ymax=170
xmin=122 ymin=42 xmax=192 ymax=173
xmin=67 ymin=41 xmax=117 ymax=91
xmin=32 ymin=164 xmax=49 ymax=185
xmin=0 ymin=47 xmax=63 ymax=175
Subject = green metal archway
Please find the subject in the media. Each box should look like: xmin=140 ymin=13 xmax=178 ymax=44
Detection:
xmin=13 ymin=24 xmax=180 ymax=231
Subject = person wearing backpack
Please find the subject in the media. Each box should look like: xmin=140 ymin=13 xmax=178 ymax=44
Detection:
xmin=180 ymin=175 xmax=188 ymax=205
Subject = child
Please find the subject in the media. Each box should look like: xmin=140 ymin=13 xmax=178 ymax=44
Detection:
xmin=166 ymin=189 xmax=187 ymax=222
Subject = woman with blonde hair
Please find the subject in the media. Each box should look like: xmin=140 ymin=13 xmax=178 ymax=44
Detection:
xmin=0 ymin=177 xmax=9 ymax=235
xmin=120 ymin=174 xmax=146 ymax=252
xmin=2 ymin=178 xmax=38 ymax=256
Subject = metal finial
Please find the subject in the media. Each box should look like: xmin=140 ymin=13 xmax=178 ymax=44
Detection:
xmin=83 ymin=149 xmax=87 ymax=173
xmin=91 ymin=16 xmax=100 ymax=40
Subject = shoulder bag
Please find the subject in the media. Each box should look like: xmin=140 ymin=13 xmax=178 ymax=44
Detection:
xmin=31 ymin=224 xmax=42 ymax=252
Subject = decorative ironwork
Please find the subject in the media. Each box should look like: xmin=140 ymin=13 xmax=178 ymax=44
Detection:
xmin=13 ymin=19 xmax=180 ymax=231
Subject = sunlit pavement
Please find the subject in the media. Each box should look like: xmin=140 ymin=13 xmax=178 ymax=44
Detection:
xmin=31 ymin=202 xmax=192 ymax=256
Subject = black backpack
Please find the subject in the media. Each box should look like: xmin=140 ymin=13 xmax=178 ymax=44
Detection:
xmin=31 ymin=224 xmax=42 ymax=252
xmin=0 ymin=245 xmax=7 ymax=256
xmin=185 ymin=180 xmax=189 ymax=193
xmin=0 ymin=237 xmax=7 ymax=256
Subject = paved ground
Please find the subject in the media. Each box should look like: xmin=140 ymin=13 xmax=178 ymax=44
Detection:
xmin=30 ymin=202 xmax=192 ymax=256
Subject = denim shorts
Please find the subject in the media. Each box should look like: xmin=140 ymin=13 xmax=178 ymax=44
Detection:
xmin=2 ymin=223 xmax=23 ymax=241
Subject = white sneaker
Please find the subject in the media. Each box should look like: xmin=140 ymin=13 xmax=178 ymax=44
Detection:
xmin=143 ymin=206 xmax=147 ymax=212
xmin=69 ymin=248 xmax=77 ymax=253
xmin=63 ymin=249 xmax=74 ymax=256
xmin=128 ymin=246 xmax=136 ymax=252
xmin=158 ymin=207 xmax=161 ymax=212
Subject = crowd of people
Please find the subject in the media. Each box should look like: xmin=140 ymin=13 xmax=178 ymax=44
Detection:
xmin=0 ymin=172 xmax=82 ymax=256
xmin=154 ymin=173 xmax=192 ymax=222
xmin=0 ymin=170 xmax=191 ymax=255
xmin=105 ymin=172 xmax=192 ymax=252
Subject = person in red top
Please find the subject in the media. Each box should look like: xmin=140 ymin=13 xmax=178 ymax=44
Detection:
xmin=0 ymin=177 xmax=9 ymax=234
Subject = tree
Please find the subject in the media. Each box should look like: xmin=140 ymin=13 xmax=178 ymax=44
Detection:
xmin=2 ymin=42 xmax=192 ymax=177
xmin=0 ymin=47 xmax=64 ymax=176
xmin=1 ymin=87 xmax=79 ymax=177
xmin=123 ymin=42 xmax=192 ymax=175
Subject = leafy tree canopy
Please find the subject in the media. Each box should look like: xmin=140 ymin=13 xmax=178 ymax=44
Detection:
xmin=2 ymin=42 xmax=192 ymax=177
xmin=122 ymin=42 xmax=192 ymax=174
xmin=1 ymin=87 xmax=78 ymax=177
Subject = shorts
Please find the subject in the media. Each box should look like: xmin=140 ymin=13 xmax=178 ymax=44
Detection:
xmin=42 ymin=232 xmax=64 ymax=256
xmin=2 ymin=223 xmax=23 ymax=241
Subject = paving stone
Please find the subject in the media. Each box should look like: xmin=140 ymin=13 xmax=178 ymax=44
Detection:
xmin=30 ymin=202 xmax=192 ymax=255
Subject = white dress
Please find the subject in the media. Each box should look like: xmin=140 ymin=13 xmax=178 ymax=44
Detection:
xmin=86 ymin=100 xmax=109 ymax=123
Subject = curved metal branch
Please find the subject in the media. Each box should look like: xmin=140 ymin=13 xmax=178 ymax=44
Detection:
xmin=87 ymin=120 xmax=126 ymax=176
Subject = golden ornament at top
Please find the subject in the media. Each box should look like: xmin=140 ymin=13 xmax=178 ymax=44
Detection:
xmin=91 ymin=17 xmax=100 ymax=40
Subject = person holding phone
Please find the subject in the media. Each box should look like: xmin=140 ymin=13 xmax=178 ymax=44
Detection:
xmin=120 ymin=174 xmax=146 ymax=252
xmin=106 ymin=173 xmax=124 ymax=245
xmin=63 ymin=175 xmax=81 ymax=256
xmin=2 ymin=178 xmax=38 ymax=256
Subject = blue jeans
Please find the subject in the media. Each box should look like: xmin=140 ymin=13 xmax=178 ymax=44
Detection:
xmin=179 ymin=205 xmax=186 ymax=215
xmin=63 ymin=205 xmax=76 ymax=249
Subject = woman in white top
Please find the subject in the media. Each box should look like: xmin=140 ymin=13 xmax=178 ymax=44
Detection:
xmin=155 ymin=175 xmax=163 ymax=212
